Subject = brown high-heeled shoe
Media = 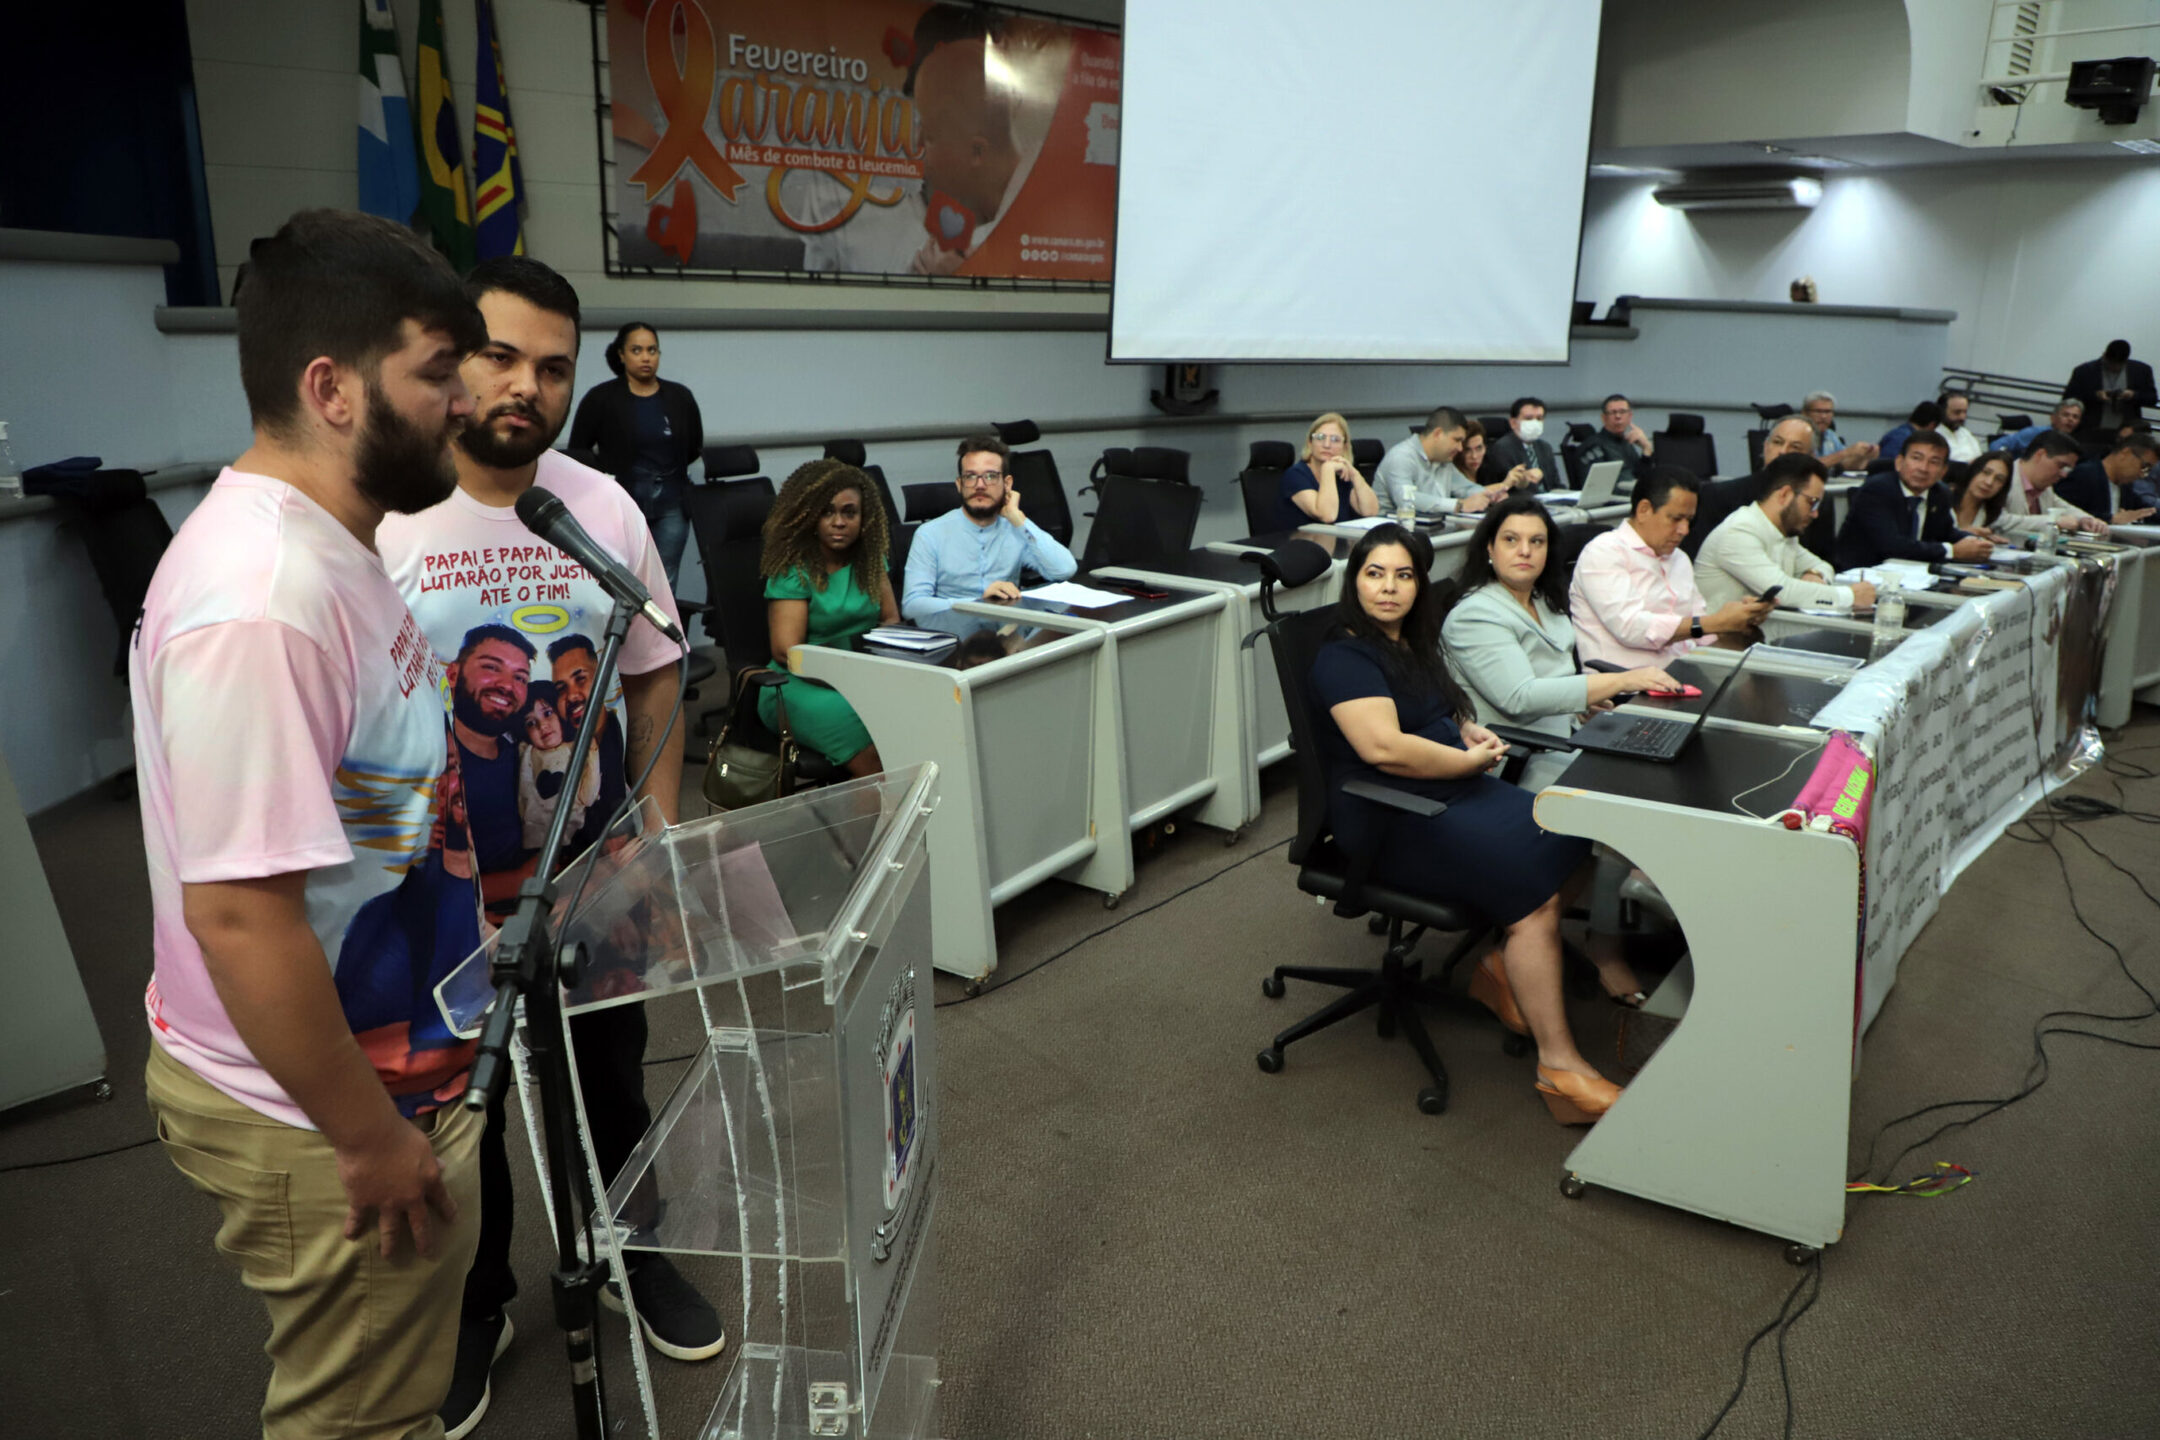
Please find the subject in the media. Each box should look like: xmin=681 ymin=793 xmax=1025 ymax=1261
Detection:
xmin=1535 ymin=1065 xmax=1622 ymax=1125
xmin=1468 ymin=953 xmax=1529 ymax=1036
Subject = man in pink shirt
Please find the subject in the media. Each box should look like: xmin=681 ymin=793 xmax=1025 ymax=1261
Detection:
xmin=133 ymin=210 xmax=488 ymax=1437
xmin=378 ymin=258 xmax=715 ymax=1436
xmin=1568 ymin=466 xmax=1772 ymax=668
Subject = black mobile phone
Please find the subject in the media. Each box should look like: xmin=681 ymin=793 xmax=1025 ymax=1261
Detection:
xmin=1757 ymin=584 xmax=1784 ymax=604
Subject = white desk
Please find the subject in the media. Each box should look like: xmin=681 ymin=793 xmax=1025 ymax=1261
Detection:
xmin=792 ymin=629 xmax=1124 ymax=982
xmin=950 ymin=585 xmax=1250 ymax=838
xmin=1536 ymin=728 xmax=1856 ymax=1250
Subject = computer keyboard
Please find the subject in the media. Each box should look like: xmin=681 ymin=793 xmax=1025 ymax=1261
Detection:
xmin=1605 ymin=716 xmax=1690 ymax=756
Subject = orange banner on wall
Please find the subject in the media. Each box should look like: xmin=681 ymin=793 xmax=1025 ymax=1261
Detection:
xmin=606 ymin=0 xmax=1120 ymax=281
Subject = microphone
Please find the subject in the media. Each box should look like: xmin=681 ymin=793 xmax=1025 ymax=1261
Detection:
xmin=513 ymin=486 xmax=686 ymax=645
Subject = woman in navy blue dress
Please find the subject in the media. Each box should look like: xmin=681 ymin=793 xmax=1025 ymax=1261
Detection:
xmin=1308 ymin=524 xmax=1622 ymax=1123
xmin=1270 ymin=411 xmax=1381 ymax=532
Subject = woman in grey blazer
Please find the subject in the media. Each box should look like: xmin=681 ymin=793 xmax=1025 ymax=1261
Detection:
xmin=1441 ymin=495 xmax=1677 ymax=1006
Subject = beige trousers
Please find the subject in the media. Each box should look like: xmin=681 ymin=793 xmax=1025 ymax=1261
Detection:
xmin=145 ymin=1040 xmax=482 ymax=1440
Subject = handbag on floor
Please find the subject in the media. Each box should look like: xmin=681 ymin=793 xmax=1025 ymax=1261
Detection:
xmin=703 ymin=670 xmax=799 ymax=811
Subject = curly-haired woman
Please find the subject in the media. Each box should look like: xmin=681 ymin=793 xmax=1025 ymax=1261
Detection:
xmin=757 ymin=459 xmax=898 ymax=776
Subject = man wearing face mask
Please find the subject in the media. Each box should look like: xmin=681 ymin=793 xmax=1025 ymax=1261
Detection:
xmin=1479 ymin=397 xmax=1562 ymax=493
xmin=380 ymin=258 xmax=719 ymax=1437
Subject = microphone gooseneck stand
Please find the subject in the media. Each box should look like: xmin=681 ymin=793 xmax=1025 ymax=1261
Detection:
xmin=462 ymin=594 xmax=637 ymax=1440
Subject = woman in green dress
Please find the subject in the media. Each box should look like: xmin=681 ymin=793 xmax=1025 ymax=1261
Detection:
xmin=757 ymin=459 xmax=899 ymax=776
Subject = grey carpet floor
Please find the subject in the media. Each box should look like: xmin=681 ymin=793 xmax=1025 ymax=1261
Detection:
xmin=7 ymin=711 xmax=2160 ymax=1439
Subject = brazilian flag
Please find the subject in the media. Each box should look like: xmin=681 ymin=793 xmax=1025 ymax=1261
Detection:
xmin=413 ymin=0 xmax=475 ymax=271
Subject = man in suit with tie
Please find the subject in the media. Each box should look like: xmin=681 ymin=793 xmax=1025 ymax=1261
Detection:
xmin=2063 ymin=339 xmax=2157 ymax=442
xmin=1836 ymin=429 xmax=1995 ymax=570
xmin=1479 ymin=397 xmax=1564 ymax=492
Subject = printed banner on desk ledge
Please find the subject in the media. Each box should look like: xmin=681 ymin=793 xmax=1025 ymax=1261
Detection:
xmin=605 ymin=0 xmax=1120 ymax=281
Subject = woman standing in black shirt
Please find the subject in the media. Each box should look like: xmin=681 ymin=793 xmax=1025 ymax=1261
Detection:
xmin=568 ymin=322 xmax=704 ymax=588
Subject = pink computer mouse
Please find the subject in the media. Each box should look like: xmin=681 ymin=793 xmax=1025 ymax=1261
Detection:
xmin=1645 ymin=684 xmax=1702 ymax=699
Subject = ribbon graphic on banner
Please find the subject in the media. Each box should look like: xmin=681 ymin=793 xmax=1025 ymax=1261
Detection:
xmin=647 ymin=178 xmax=699 ymax=262
xmin=630 ymin=0 xmax=744 ymax=203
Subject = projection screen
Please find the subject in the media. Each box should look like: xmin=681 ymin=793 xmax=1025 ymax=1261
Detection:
xmin=1110 ymin=0 xmax=1603 ymax=364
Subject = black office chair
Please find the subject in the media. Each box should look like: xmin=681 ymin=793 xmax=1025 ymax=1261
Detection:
xmin=39 ymin=468 xmax=172 ymax=678
xmin=1251 ymin=542 xmax=1513 ymax=1115
xmin=889 ymin=519 xmax=919 ymax=588
xmin=1238 ymin=440 xmax=1295 ymax=535
xmin=1745 ymin=428 xmax=1770 ymax=476
xmin=1477 ymin=415 xmax=1511 ymax=446
xmin=1079 ymin=474 xmax=1202 ymax=572
xmin=1086 ymin=446 xmax=1134 ymax=499
xmin=1561 ymin=423 xmax=1599 ymax=487
xmin=684 ymin=481 xmax=780 ymax=678
xmin=995 ymin=419 xmax=1076 ymax=546
xmin=1750 ymin=402 xmax=1795 ymax=424
xmin=1350 ymin=437 xmax=1383 ymax=483
xmin=1553 ymin=520 xmax=1615 ymax=590
xmin=1679 ymin=475 xmax=1755 ymax=560
xmin=903 ymin=482 xmax=963 ymax=523
xmin=1129 ymin=446 xmax=1191 ymax=484
xmin=1655 ymin=413 xmax=1718 ymax=480
xmin=703 ymin=443 xmax=763 ymax=483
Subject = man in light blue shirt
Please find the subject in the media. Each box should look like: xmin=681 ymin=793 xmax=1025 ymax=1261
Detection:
xmin=1989 ymin=397 xmax=2083 ymax=454
xmin=902 ymin=434 xmax=1078 ymax=630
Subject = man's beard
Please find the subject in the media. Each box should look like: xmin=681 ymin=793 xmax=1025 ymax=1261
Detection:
xmin=963 ymin=491 xmax=1003 ymax=518
xmin=458 ymin=398 xmax=565 ymax=469
xmin=452 ymin=681 xmax=520 ymax=738
xmin=354 ymin=385 xmax=461 ymax=514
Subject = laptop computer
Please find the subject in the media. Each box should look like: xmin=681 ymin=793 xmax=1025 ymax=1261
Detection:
xmin=1576 ymin=460 xmax=1625 ymax=507
xmin=1565 ymin=650 xmax=1749 ymax=764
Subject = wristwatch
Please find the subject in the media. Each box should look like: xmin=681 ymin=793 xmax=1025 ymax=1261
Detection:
xmin=1689 ymin=616 xmax=1704 ymax=639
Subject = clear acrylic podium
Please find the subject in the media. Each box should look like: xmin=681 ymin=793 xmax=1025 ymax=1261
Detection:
xmin=437 ymin=764 xmax=943 ymax=1440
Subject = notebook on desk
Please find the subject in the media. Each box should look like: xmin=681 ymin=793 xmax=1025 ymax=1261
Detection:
xmin=1565 ymin=651 xmax=1747 ymax=763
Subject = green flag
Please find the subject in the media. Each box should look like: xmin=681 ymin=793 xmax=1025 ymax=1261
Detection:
xmin=412 ymin=0 xmax=475 ymax=271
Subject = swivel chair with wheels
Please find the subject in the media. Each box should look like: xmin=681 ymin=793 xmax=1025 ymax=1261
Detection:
xmin=1251 ymin=542 xmax=1519 ymax=1116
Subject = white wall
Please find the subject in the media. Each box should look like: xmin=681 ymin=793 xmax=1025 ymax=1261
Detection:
xmin=1593 ymin=0 xmax=1911 ymax=150
xmin=1577 ymin=157 xmax=2160 ymax=384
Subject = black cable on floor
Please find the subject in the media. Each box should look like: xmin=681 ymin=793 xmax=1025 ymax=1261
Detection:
xmin=0 ymin=1135 xmax=159 ymax=1174
xmin=1693 ymin=1250 xmax=1824 ymax=1440
xmin=935 ymin=835 xmax=1295 ymax=1009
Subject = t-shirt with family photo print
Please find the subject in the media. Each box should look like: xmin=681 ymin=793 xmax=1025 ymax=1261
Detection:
xmin=378 ymin=450 xmax=686 ymax=917
xmin=133 ymin=469 xmax=485 ymax=1127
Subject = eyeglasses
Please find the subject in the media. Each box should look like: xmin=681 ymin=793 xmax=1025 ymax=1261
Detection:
xmin=959 ymin=471 xmax=1005 ymax=486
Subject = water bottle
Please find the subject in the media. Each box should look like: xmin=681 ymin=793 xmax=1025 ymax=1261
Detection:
xmin=1393 ymin=488 xmax=1417 ymax=527
xmin=2034 ymin=524 xmax=2058 ymax=557
xmin=1872 ymin=586 xmax=1906 ymax=644
xmin=0 ymin=423 xmax=20 ymax=501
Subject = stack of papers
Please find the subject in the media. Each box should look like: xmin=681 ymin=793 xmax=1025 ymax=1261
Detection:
xmin=863 ymin=627 xmax=957 ymax=652
xmin=1021 ymin=581 xmax=1134 ymax=608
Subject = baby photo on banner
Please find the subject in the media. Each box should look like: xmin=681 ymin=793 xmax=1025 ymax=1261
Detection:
xmin=607 ymin=0 xmax=1121 ymax=281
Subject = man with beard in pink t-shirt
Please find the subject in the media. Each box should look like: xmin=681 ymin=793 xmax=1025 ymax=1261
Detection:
xmin=379 ymin=258 xmax=716 ymax=1437
xmin=134 ymin=209 xmax=488 ymax=1438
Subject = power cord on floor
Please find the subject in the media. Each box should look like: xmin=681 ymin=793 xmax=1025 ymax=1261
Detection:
xmin=0 ymin=1135 xmax=159 ymax=1174
xmin=935 ymin=835 xmax=1295 ymax=1009
xmin=1694 ymin=1250 xmax=1824 ymax=1440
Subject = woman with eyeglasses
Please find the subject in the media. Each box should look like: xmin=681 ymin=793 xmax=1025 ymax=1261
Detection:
xmin=1442 ymin=495 xmax=1678 ymax=1011
xmin=1269 ymin=412 xmax=1380 ymax=532
xmin=1310 ymin=523 xmax=1623 ymax=1123
xmin=568 ymin=322 xmax=706 ymax=589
